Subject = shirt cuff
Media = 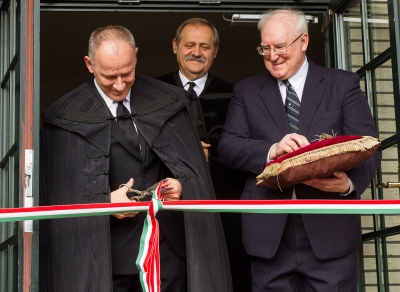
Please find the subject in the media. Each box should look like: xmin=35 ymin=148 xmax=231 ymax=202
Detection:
xmin=339 ymin=178 xmax=354 ymax=196
xmin=266 ymin=143 xmax=277 ymax=165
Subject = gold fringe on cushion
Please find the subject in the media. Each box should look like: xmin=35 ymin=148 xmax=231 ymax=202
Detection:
xmin=256 ymin=136 xmax=380 ymax=181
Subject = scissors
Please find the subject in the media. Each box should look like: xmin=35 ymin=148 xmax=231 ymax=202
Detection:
xmin=119 ymin=180 xmax=172 ymax=202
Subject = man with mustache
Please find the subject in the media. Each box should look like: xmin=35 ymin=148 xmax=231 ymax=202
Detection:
xmin=156 ymin=18 xmax=250 ymax=291
xmin=156 ymin=18 xmax=233 ymax=151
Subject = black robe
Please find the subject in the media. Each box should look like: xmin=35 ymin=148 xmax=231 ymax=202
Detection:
xmin=39 ymin=75 xmax=232 ymax=292
xmin=156 ymin=71 xmax=251 ymax=292
xmin=156 ymin=71 xmax=246 ymax=199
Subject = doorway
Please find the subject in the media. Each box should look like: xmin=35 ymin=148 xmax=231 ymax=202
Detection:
xmin=40 ymin=11 xmax=325 ymax=113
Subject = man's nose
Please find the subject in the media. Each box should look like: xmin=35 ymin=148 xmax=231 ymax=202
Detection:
xmin=113 ymin=77 xmax=125 ymax=90
xmin=192 ymin=45 xmax=202 ymax=56
xmin=268 ymin=50 xmax=279 ymax=61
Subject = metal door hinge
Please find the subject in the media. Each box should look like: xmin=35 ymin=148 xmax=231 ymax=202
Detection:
xmin=24 ymin=149 xmax=34 ymax=232
xmin=25 ymin=150 xmax=33 ymax=197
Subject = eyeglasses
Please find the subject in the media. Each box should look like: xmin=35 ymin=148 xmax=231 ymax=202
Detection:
xmin=257 ymin=33 xmax=305 ymax=56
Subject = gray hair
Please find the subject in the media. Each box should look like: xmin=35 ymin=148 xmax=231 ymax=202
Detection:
xmin=258 ymin=9 xmax=308 ymax=35
xmin=175 ymin=18 xmax=220 ymax=47
xmin=88 ymin=25 xmax=136 ymax=61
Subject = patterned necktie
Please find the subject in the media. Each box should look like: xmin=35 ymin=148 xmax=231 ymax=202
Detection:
xmin=116 ymin=101 xmax=140 ymax=153
xmin=186 ymin=82 xmax=202 ymax=135
xmin=283 ymin=80 xmax=301 ymax=133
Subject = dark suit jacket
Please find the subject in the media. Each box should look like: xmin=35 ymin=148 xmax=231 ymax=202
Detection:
xmin=218 ymin=60 xmax=382 ymax=260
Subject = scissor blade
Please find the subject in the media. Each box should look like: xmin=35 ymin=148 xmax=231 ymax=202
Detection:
xmin=146 ymin=182 xmax=160 ymax=193
xmin=160 ymin=187 xmax=173 ymax=194
xmin=144 ymin=181 xmax=172 ymax=195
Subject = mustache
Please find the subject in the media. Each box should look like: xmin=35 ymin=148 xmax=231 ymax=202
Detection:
xmin=185 ymin=55 xmax=206 ymax=63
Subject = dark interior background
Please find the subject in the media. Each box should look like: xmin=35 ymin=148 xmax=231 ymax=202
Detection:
xmin=40 ymin=11 xmax=325 ymax=113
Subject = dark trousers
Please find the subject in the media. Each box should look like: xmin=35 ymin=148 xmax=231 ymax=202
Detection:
xmin=251 ymin=214 xmax=358 ymax=292
xmin=113 ymin=235 xmax=186 ymax=292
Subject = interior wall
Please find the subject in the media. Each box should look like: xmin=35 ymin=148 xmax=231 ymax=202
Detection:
xmin=40 ymin=11 xmax=325 ymax=114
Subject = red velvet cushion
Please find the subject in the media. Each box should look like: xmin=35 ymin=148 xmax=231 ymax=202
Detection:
xmin=256 ymin=135 xmax=380 ymax=189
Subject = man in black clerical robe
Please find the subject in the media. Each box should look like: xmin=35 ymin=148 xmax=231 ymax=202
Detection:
xmin=40 ymin=25 xmax=231 ymax=292
xmin=156 ymin=18 xmax=250 ymax=291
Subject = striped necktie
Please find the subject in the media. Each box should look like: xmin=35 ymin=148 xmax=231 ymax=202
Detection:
xmin=283 ymin=80 xmax=301 ymax=133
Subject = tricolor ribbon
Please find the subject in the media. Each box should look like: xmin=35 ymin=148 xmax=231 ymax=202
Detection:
xmin=3 ymin=200 xmax=400 ymax=223
xmin=2 ymin=199 xmax=400 ymax=292
xmin=136 ymin=184 xmax=164 ymax=292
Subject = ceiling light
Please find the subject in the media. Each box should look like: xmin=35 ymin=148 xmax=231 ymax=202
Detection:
xmin=224 ymin=14 xmax=318 ymax=25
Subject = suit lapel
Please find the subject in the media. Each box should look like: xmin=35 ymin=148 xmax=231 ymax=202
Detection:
xmin=130 ymin=75 xmax=187 ymax=146
xmin=111 ymin=121 xmax=143 ymax=161
xmin=258 ymin=61 xmax=325 ymax=137
xmin=298 ymin=61 xmax=325 ymax=136
xmin=128 ymin=84 xmax=147 ymax=161
xmin=259 ymin=73 xmax=291 ymax=135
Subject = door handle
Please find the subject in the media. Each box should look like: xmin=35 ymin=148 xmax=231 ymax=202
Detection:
xmin=377 ymin=182 xmax=400 ymax=188
xmin=377 ymin=163 xmax=400 ymax=189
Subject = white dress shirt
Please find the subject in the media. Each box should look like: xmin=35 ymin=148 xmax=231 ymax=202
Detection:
xmin=94 ymin=79 xmax=132 ymax=117
xmin=94 ymin=79 xmax=141 ymax=153
xmin=179 ymin=71 xmax=208 ymax=96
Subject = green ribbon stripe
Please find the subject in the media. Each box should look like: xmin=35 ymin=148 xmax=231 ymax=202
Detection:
xmin=2 ymin=202 xmax=400 ymax=223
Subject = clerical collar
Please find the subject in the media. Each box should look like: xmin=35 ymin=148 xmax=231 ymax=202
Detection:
xmin=178 ymin=71 xmax=208 ymax=96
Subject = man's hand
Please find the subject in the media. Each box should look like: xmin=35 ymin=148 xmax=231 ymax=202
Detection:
xmin=201 ymin=141 xmax=211 ymax=161
xmin=270 ymin=133 xmax=310 ymax=160
xmin=303 ymin=171 xmax=351 ymax=193
xmin=111 ymin=178 xmax=139 ymax=219
xmin=160 ymin=178 xmax=182 ymax=201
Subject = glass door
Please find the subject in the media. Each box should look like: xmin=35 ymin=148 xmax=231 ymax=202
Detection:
xmin=0 ymin=0 xmax=39 ymax=291
xmin=0 ymin=1 xmax=20 ymax=291
xmin=335 ymin=0 xmax=400 ymax=290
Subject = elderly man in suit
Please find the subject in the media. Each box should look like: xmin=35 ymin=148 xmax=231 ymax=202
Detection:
xmin=218 ymin=8 xmax=381 ymax=291
xmin=40 ymin=25 xmax=231 ymax=292
xmin=156 ymin=18 xmax=250 ymax=291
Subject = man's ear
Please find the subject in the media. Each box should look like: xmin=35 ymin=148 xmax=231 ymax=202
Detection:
xmin=172 ymin=38 xmax=177 ymax=54
xmin=301 ymin=33 xmax=309 ymax=52
xmin=213 ymin=45 xmax=219 ymax=58
xmin=84 ymin=56 xmax=94 ymax=73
